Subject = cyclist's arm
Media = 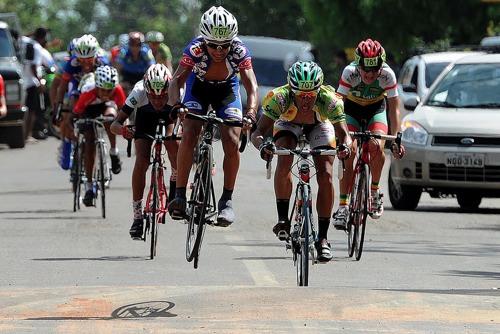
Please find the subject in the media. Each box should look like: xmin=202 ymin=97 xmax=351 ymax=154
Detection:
xmin=251 ymin=114 xmax=274 ymax=149
xmin=240 ymin=67 xmax=259 ymax=118
xmin=56 ymin=74 xmax=70 ymax=107
xmin=167 ymin=64 xmax=191 ymax=106
xmin=387 ymin=96 xmax=401 ymax=136
xmin=110 ymin=110 xmax=129 ymax=136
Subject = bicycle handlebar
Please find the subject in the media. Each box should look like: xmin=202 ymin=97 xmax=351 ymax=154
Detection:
xmin=185 ymin=112 xmax=244 ymax=128
xmin=350 ymin=130 xmax=403 ymax=151
xmin=126 ymin=119 xmax=182 ymax=158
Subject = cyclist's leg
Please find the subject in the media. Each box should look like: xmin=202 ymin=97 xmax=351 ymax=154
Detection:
xmin=272 ymin=121 xmax=299 ymax=239
xmin=163 ymin=122 xmax=179 ymax=203
xmin=102 ymin=105 xmax=121 ymax=174
xmin=82 ymin=127 xmax=96 ymax=206
xmin=310 ymin=123 xmax=335 ymax=261
xmin=213 ymin=79 xmax=243 ymax=226
xmin=367 ymin=106 xmax=389 ymax=219
xmin=334 ymin=111 xmax=360 ymax=229
xmin=129 ymin=138 xmax=152 ymax=238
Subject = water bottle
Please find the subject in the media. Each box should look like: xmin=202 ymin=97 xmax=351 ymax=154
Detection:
xmin=58 ymin=138 xmax=73 ymax=170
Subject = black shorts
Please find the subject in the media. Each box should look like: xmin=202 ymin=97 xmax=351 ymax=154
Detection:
xmin=77 ymin=102 xmax=116 ymax=132
xmin=344 ymin=98 xmax=386 ymax=130
xmin=122 ymin=71 xmax=144 ymax=87
xmin=134 ymin=108 xmax=174 ymax=140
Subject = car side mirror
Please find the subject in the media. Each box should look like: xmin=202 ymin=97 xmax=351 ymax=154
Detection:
xmin=402 ymin=84 xmax=417 ymax=93
xmin=404 ymin=96 xmax=421 ymax=111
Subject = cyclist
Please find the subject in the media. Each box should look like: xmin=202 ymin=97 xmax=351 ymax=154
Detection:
xmin=251 ymin=61 xmax=351 ymax=262
xmin=110 ymin=64 xmax=179 ymax=239
xmin=71 ymin=65 xmax=126 ymax=206
xmin=116 ymin=31 xmax=155 ymax=93
xmin=332 ymin=38 xmax=405 ymax=229
xmin=167 ymin=6 xmax=258 ymax=227
xmin=55 ymin=35 xmax=110 ymax=140
xmin=146 ymin=31 xmax=173 ymax=73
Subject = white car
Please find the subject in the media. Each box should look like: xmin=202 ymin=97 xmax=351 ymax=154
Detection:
xmin=398 ymin=51 xmax=483 ymax=118
xmin=389 ymin=53 xmax=500 ymax=211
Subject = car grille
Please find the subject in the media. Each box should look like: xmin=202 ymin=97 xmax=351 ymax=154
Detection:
xmin=429 ymin=163 xmax=500 ymax=182
xmin=432 ymin=136 xmax=500 ymax=147
xmin=416 ymin=162 xmax=422 ymax=179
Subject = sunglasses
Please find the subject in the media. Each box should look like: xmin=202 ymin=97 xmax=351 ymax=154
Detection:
xmin=205 ymin=41 xmax=231 ymax=50
xmin=292 ymin=89 xmax=319 ymax=98
xmin=360 ymin=67 xmax=381 ymax=74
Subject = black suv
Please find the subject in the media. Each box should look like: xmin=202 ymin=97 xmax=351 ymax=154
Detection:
xmin=0 ymin=20 xmax=26 ymax=148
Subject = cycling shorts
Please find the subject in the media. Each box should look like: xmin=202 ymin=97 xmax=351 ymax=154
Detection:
xmin=273 ymin=120 xmax=336 ymax=149
xmin=344 ymin=98 xmax=388 ymax=134
xmin=182 ymin=74 xmax=242 ymax=122
xmin=134 ymin=108 xmax=174 ymax=140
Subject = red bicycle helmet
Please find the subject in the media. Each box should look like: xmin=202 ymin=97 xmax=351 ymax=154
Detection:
xmin=355 ymin=38 xmax=386 ymax=70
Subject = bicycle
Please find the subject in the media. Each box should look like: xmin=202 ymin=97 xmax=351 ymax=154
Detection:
xmin=71 ymin=115 xmax=114 ymax=218
xmin=265 ymin=134 xmax=341 ymax=286
xmin=126 ymin=119 xmax=181 ymax=259
xmin=183 ymin=111 xmax=245 ymax=269
xmin=346 ymin=128 xmax=401 ymax=261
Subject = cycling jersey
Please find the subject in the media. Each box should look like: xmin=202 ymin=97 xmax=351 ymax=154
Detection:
xmin=337 ymin=62 xmax=398 ymax=106
xmin=156 ymin=43 xmax=172 ymax=63
xmin=61 ymin=54 xmax=110 ymax=98
xmin=117 ymin=45 xmax=155 ymax=75
xmin=122 ymin=80 xmax=174 ymax=139
xmin=73 ymin=84 xmax=126 ymax=115
xmin=262 ymin=84 xmax=345 ymax=124
xmin=180 ymin=36 xmax=252 ymax=82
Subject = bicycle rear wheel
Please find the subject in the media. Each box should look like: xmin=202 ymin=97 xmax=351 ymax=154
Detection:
xmin=72 ymin=138 xmax=84 ymax=212
xmin=186 ymin=148 xmax=211 ymax=267
xmin=97 ymin=142 xmax=106 ymax=218
xmin=354 ymin=164 xmax=369 ymax=261
xmin=150 ymin=166 xmax=159 ymax=259
xmin=297 ymin=185 xmax=310 ymax=286
xmin=347 ymin=171 xmax=359 ymax=258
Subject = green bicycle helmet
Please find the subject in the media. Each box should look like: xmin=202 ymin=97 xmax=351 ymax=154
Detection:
xmin=287 ymin=61 xmax=324 ymax=91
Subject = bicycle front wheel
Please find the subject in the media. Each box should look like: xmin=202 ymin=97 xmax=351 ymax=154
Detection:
xmin=296 ymin=185 xmax=310 ymax=287
xmin=150 ymin=166 xmax=159 ymax=259
xmin=72 ymin=138 xmax=84 ymax=212
xmin=354 ymin=164 xmax=369 ymax=261
xmin=98 ymin=143 xmax=106 ymax=218
xmin=186 ymin=148 xmax=211 ymax=266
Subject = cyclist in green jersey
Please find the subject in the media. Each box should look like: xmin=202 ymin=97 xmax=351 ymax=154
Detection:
xmin=251 ymin=61 xmax=351 ymax=262
xmin=146 ymin=31 xmax=173 ymax=73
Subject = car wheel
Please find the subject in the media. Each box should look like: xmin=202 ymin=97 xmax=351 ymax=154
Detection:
xmin=456 ymin=192 xmax=482 ymax=211
xmin=388 ymin=167 xmax=421 ymax=210
xmin=7 ymin=126 xmax=25 ymax=149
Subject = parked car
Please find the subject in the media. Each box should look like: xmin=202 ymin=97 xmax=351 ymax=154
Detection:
xmin=238 ymin=35 xmax=314 ymax=117
xmin=397 ymin=51 xmax=483 ymax=118
xmin=0 ymin=16 xmax=26 ymax=148
xmin=389 ymin=53 xmax=500 ymax=211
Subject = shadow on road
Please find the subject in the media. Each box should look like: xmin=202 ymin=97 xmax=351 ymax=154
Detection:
xmin=32 ymin=256 xmax=146 ymax=261
xmin=386 ymin=206 xmax=500 ymax=215
xmin=0 ymin=188 xmax=70 ymax=196
xmin=376 ymin=288 xmax=500 ymax=297
xmin=444 ymin=269 xmax=500 ymax=281
xmin=25 ymin=301 xmax=177 ymax=321
xmin=0 ymin=209 xmax=70 ymax=214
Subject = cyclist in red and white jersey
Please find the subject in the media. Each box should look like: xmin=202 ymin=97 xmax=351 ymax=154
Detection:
xmin=333 ymin=39 xmax=405 ymax=229
xmin=71 ymin=65 xmax=125 ymax=206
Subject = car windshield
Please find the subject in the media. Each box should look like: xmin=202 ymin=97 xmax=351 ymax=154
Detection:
xmin=426 ymin=63 xmax=500 ymax=108
xmin=251 ymin=57 xmax=287 ymax=87
xmin=425 ymin=62 xmax=449 ymax=87
xmin=0 ymin=29 xmax=15 ymax=57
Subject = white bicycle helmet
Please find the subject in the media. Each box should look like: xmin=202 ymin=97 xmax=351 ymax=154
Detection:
xmin=146 ymin=31 xmax=164 ymax=43
xmin=74 ymin=34 xmax=99 ymax=58
xmin=199 ymin=6 xmax=238 ymax=43
xmin=143 ymin=64 xmax=172 ymax=95
xmin=95 ymin=65 xmax=119 ymax=90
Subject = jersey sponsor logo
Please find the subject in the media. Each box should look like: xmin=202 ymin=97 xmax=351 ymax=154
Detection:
xmin=189 ymin=44 xmax=204 ymax=57
xmin=129 ymin=96 xmax=138 ymax=106
xmin=180 ymin=55 xmax=195 ymax=67
xmin=239 ymin=57 xmax=252 ymax=70
xmin=184 ymin=101 xmax=202 ymax=110
xmin=232 ymin=44 xmax=246 ymax=60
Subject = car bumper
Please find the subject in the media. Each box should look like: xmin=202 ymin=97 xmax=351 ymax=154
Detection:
xmin=391 ymin=141 xmax=500 ymax=191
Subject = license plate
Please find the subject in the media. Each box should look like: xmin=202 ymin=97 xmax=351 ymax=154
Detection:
xmin=445 ymin=153 xmax=484 ymax=168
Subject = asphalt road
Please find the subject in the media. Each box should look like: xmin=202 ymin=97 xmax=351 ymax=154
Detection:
xmin=1 ymin=137 xmax=499 ymax=333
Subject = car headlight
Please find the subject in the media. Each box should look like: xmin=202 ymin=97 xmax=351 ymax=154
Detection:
xmin=402 ymin=120 xmax=428 ymax=146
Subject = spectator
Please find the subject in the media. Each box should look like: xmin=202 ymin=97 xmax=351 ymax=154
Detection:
xmin=0 ymin=74 xmax=6 ymax=119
